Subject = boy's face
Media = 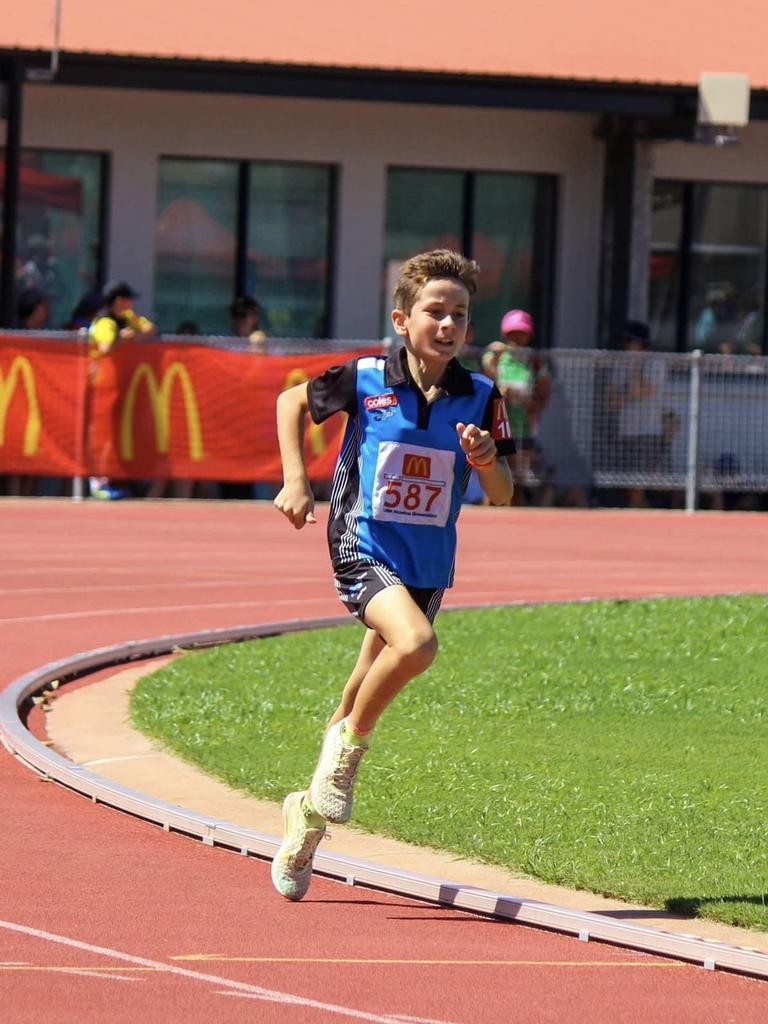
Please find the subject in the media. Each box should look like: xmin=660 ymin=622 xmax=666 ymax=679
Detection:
xmin=391 ymin=278 xmax=470 ymax=363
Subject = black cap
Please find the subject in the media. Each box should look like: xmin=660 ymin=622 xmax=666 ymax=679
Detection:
xmin=230 ymin=295 xmax=262 ymax=319
xmin=622 ymin=319 xmax=651 ymax=345
xmin=16 ymin=286 xmax=47 ymax=321
xmin=103 ymin=279 xmax=139 ymax=304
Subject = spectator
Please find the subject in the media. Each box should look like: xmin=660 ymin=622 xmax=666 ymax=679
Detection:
xmin=89 ymin=280 xmax=156 ymax=356
xmin=16 ymin=287 xmax=49 ymax=330
xmin=694 ymin=287 xmax=728 ymax=351
xmin=220 ymin=296 xmax=270 ymax=498
xmin=175 ymin=319 xmax=201 ymax=335
xmin=230 ymin=295 xmax=267 ymax=349
xmin=481 ymin=309 xmax=550 ymax=504
xmin=63 ymin=290 xmax=104 ymax=330
xmin=607 ymin=320 xmax=666 ymax=508
xmin=15 ymin=234 xmax=62 ymax=303
xmin=88 ymin=281 xmax=156 ymax=500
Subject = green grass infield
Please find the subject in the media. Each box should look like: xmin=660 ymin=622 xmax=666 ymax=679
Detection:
xmin=131 ymin=595 xmax=768 ymax=932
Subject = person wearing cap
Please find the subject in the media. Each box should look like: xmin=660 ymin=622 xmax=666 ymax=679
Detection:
xmin=607 ymin=320 xmax=666 ymax=508
xmin=481 ymin=309 xmax=550 ymax=503
xmin=229 ymin=295 xmax=268 ymax=349
xmin=89 ymin=280 xmax=156 ymax=356
xmin=87 ymin=281 xmax=156 ymax=500
xmin=16 ymin=286 xmax=49 ymax=330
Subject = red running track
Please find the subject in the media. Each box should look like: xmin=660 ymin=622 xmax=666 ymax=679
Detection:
xmin=1 ymin=500 xmax=767 ymax=1023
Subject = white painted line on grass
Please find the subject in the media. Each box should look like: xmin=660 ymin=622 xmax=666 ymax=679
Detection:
xmin=80 ymin=754 xmax=166 ymax=768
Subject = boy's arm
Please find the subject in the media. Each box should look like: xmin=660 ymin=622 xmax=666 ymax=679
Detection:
xmin=273 ymin=382 xmax=317 ymax=529
xmin=456 ymin=422 xmax=514 ymax=505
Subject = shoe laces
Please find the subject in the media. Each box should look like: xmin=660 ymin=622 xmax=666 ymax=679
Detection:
xmin=331 ymin=741 xmax=366 ymax=792
xmin=291 ymin=827 xmax=327 ymax=872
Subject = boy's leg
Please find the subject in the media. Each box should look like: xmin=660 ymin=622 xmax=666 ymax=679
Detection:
xmin=327 ymin=627 xmax=385 ymax=728
xmin=308 ymin=586 xmax=436 ymax=823
xmin=347 ymin=585 xmax=437 ymax=733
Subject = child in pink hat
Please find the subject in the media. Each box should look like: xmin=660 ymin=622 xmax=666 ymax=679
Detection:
xmin=482 ymin=310 xmax=550 ymax=503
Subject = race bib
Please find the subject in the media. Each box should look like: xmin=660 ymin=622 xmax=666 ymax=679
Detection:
xmin=372 ymin=442 xmax=455 ymax=527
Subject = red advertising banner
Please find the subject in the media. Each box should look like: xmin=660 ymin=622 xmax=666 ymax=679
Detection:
xmin=87 ymin=342 xmax=381 ymax=482
xmin=0 ymin=335 xmax=88 ymax=476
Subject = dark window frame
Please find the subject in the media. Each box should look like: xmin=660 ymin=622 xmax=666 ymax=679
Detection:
xmin=654 ymin=177 xmax=768 ymax=355
xmin=382 ymin=163 xmax=558 ymax=348
xmin=1 ymin=144 xmax=109 ymax=318
xmin=157 ymin=153 xmax=338 ymax=338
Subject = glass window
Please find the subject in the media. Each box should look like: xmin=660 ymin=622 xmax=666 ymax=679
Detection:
xmin=2 ymin=149 xmax=104 ymax=329
xmin=382 ymin=169 xmax=464 ymax=336
xmin=472 ymin=172 xmax=549 ymax=349
xmin=246 ymin=163 xmax=333 ymax=337
xmin=154 ymin=158 xmax=238 ymax=334
xmin=382 ymin=167 xmax=555 ymax=347
xmin=649 ymin=181 xmax=684 ymax=353
xmin=688 ymin=183 xmax=767 ymax=354
xmin=650 ymin=180 xmax=768 ymax=354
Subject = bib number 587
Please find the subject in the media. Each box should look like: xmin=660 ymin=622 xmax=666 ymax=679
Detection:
xmin=383 ymin=479 xmax=442 ymax=513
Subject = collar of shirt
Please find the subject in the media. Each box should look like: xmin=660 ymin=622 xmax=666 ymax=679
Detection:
xmin=384 ymin=344 xmax=475 ymax=396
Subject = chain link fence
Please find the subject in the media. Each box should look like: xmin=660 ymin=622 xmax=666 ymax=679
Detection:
xmin=3 ymin=331 xmax=768 ymax=510
xmin=526 ymin=349 xmax=768 ymax=511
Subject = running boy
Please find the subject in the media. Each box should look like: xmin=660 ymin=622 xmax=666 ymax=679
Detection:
xmin=271 ymin=249 xmax=515 ymax=900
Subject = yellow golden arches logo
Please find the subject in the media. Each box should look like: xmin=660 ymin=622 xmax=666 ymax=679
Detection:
xmin=120 ymin=362 xmax=204 ymax=461
xmin=0 ymin=356 xmax=42 ymax=456
xmin=282 ymin=367 xmax=341 ymax=457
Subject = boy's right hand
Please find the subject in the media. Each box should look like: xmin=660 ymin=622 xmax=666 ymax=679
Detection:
xmin=273 ymin=481 xmax=317 ymax=529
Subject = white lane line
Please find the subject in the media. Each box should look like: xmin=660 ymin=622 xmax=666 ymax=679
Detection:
xmin=0 ymin=920 xmax=462 ymax=1024
xmin=389 ymin=1016 xmax=464 ymax=1024
xmin=0 ymin=596 xmax=338 ymax=627
xmin=214 ymin=993 xmax=461 ymax=1023
xmin=0 ymin=578 xmax=319 ymax=597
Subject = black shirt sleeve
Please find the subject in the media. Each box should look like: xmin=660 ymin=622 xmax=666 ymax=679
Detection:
xmin=307 ymin=360 xmax=358 ymax=424
xmin=481 ymin=384 xmax=517 ymax=457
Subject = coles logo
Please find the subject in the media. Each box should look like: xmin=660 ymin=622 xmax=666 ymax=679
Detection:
xmin=365 ymin=393 xmax=399 ymax=411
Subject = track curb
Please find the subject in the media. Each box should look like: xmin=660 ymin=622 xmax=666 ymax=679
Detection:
xmin=2 ymin=615 xmax=768 ymax=981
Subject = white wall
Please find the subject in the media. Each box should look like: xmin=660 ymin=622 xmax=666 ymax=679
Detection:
xmin=653 ymin=122 xmax=768 ymax=182
xmin=22 ymin=84 xmax=604 ymax=346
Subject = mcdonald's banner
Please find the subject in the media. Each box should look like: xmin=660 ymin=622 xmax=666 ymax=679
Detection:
xmin=0 ymin=335 xmax=89 ymax=476
xmin=87 ymin=342 xmax=381 ymax=482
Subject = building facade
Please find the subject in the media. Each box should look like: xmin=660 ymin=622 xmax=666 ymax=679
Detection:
xmin=3 ymin=6 xmax=768 ymax=353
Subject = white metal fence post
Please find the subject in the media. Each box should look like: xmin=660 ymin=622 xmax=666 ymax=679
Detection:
xmin=685 ymin=349 xmax=702 ymax=513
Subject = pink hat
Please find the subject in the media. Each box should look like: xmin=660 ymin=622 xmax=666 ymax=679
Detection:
xmin=501 ymin=309 xmax=534 ymax=338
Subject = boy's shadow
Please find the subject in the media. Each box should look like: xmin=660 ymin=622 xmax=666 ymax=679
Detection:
xmin=665 ymin=894 xmax=768 ymax=917
xmin=601 ymin=894 xmax=768 ymax=921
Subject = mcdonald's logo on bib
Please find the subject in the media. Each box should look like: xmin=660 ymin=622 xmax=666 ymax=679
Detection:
xmin=402 ymin=453 xmax=431 ymax=479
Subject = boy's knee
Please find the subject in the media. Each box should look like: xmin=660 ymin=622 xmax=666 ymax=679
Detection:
xmin=394 ymin=626 xmax=438 ymax=672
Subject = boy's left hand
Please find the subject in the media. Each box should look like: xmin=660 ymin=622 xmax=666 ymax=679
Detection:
xmin=456 ymin=422 xmax=496 ymax=467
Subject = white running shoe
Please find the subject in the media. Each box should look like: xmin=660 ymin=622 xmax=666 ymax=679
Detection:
xmin=270 ymin=791 xmax=326 ymax=901
xmin=309 ymin=720 xmax=368 ymax=824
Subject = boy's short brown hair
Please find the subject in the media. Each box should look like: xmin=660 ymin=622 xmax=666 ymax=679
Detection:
xmin=394 ymin=249 xmax=479 ymax=314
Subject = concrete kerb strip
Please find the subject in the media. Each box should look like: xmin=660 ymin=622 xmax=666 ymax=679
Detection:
xmin=2 ymin=617 xmax=768 ymax=981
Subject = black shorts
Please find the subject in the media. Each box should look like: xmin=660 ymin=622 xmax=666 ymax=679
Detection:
xmin=333 ymin=560 xmax=444 ymax=625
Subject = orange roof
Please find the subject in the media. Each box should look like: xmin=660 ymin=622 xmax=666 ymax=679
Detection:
xmin=5 ymin=0 xmax=768 ymax=90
